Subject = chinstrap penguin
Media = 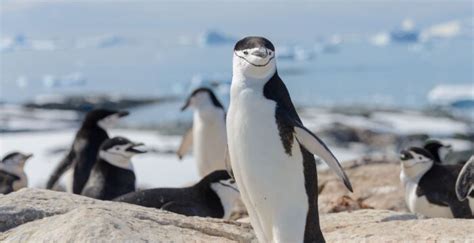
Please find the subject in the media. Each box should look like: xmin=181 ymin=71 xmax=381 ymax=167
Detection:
xmin=81 ymin=136 xmax=146 ymax=200
xmin=226 ymin=36 xmax=353 ymax=243
xmin=0 ymin=152 xmax=33 ymax=194
xmin=46 ymin=109 xmax=129 ymax=193
xmin=400 ymin=147 xmax=473 ymax=218
xmin=114 ymin=170 xmax=240 ymax=219
xmin=178 ymin=87 xmax=227 ymax=177
xmin=456 ymin=156 xmax=473 ymax=201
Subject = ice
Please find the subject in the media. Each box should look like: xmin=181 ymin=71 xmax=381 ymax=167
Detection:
xmin=75 ymin=34 xmax=127 ymax=49
xmin=428 ymin=84 xmax=474 ymax=105
xmin=198 ymin=30 xmax=235 ymax=47
xmin=370 ymin=32 xmax=390 ymax=47
xmin=43 ymin=72 xmax=87 ymax=88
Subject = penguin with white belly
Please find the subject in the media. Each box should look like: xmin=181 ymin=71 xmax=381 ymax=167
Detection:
xmin=400 ymin=147 xmax=473 ymax=218
xmin=178 ymin=88 xmax=227 ymax=177
xmin=226 ymin=36 xmax=353 ymax=243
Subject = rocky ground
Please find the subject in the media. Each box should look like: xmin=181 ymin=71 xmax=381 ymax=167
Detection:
xmin=1 ymin=188 xmax=473 ymax=242
xmin=318 ymin=157 xmax=407 ymax=213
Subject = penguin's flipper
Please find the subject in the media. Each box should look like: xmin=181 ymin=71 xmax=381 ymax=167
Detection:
xmin=456 ymin=156 xmax=474 ymax=201
xmin=177 ymin=127 xmax=193 ymax=160
xmin=161 ymin=201 xmax=208 ymax=217
xmin=46 ymin=150 xmax=76 ymax=189
xmin=224 ymin=146 xmax=235 ymax=181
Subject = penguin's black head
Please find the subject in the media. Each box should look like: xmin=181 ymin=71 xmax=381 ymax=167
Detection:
xmin=233 ymin=36 xmax=276 ymax=80
xmin=400 ymin=147 xmax=435 ymax=177
xmin=198 ymin=170 xmax=238 ymax=191
xmin=1 ymin=151 xmax=33 ymax=168
xmin=181 ymin=87 xmax=224 ymax=111
xmin=82 ymin=109 xmax=129 ymax=129
xmin=423 ymin=139 xmax=452 ymax=163
xmin=99 ymin=137 xmax=146 ymax=169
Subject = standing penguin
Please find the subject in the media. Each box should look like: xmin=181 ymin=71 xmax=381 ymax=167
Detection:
xmin=226 ymin=36 xmax=353 ymax=243
xmin=46 ymin=109 xmax=129 ymax=193
xmin=178 ymin=88 xmax=227 ymax=177
xmin=114 ymin=170 xmax=240 ymax=219
xmin=456 ymin=156 xmax=474 ymax=201
xmin=81 ymin=136 xmax=146 ymax=200
xmin=400 ymin=147 xmax=473 ymax=218
xmin=0 ymin=152 xmax=33 ymax=194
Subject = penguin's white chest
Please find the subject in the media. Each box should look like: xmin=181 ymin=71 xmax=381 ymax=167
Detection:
xmin=193 ymin=110 xmax=227 ymax=177
xmin=227 ymin=89 xmax=308 ymax=242
xmin=402 ymin=174 xmax=454 ymax=218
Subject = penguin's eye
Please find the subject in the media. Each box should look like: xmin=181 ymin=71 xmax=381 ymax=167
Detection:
xmin=418 ymin=156 xmax=423 ymax=160
xmin=243 ymin=51 xmax=248 ymax=55
xmin=269 ymin=51 xmax=272 ymax=55
xmin=116 ymin=147 xmax=120 ymax=151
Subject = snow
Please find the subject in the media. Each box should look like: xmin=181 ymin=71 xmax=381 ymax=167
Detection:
xmin=0 ymin=129 xmax=201 ymax=189
xmin=428 ymin=84 xmax=474 ymax=105
xmin=371 ymin=111 xmax=470 ymax=136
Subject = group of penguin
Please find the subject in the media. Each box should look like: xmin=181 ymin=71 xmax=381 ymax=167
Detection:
xmin=1 ymin=36 xmax=473 ymax=243
xmin=400 ymin=140 xmax=473 ymax=218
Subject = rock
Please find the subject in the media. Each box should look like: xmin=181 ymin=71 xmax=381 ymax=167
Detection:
xmin=1 ymin=188 xmax=473 ymax=242
xmin=318 ymin=162 xmax=407 ymax=213
xmin=0 ymin=189 xmax=256 ymax=242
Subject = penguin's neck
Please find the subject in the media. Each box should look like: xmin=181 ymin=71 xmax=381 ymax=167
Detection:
xmin=231 ymin=70 xmax=276 ymax=99
xmin=400 ymin=163 xmax=432 ymax=185
xmin=194 ymin=106 xmax=224 ymax=123
xmin=99 ymin=152 xmax=134 ymax=171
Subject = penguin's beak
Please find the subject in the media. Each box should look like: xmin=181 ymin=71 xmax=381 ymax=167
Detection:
xmin=400 ymin=150 xmax=413 ymax=161
xmin=126 ymin=143 xmax=147 ymax=154
xmin=251 ymin=48 xmax=268 ymax=58
xmin=181 ymin=98 xmax=191 ymax=111
xmin=117 ymin=111 xmax=130 ymax=118
xmin=24 ymin=154 xmax=33 ymax=160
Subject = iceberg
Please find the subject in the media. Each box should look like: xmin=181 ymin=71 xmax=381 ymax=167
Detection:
xmin=198 ymin=30 xmax=235 ymax=46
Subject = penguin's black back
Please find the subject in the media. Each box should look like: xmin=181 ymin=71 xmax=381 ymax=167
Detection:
xmin=263 ymin=72 xmax=324 ymax=242
xmin=417 ymin=163 xmax=473 ymax=218
xmin=82 ymin=159 xmax=136 ymax=200
xmin=114 ymin=171 xmax=227 ymax=218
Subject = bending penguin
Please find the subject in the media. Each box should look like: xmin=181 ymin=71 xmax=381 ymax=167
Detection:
xmin=178 ymin=88 xmax=227 ymax=177
xmin=400 ymin=147 xmax=473 ymax=218
xmin=46 ymin=109 xmax=129 ymax=193
xmin=114 ymin=170 xmax=240 ymax=219
xmin=0 ymin=152 xmax=33 ymax=194
xmin=81 ymin=136 xmax=146 ymax=200
xmin=456 ymin=155 xmax=474 ymax=201
xmin=226 ymin=36 xmax=353 ymax=243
